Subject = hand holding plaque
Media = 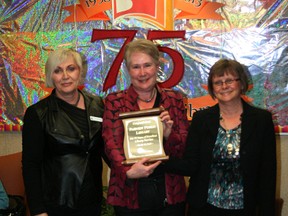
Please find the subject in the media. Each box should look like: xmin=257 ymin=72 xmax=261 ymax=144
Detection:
xmin=119 ymin=107 xmax=169 ymax=165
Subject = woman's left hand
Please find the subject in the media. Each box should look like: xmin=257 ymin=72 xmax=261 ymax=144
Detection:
xmin=159 ymin=108 xmax=173 ymax=140
xmin=126 ymin=158 xmax=161 ymax=179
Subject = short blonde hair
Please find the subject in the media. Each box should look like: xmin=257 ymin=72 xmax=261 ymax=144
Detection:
xmin=45 ymin=48 xmax=83 ymax=87
xmin=124 ymin=39 xmax=160 ymax=68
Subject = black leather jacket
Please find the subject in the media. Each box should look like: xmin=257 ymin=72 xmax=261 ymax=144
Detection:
xmin=22 ymin=89 xmax=106 ymax=213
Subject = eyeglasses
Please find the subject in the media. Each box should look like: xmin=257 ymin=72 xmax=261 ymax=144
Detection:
xmin=213 ymin=78 xmax=240 ymax=87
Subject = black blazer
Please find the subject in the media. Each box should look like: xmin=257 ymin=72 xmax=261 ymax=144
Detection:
xmin=166 ymin=100 xmax=276 ymax=216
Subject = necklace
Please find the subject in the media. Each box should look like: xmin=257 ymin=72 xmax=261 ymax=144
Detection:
xmin=137 ymin=88 xmax=156 ymax=103
xmin=220 ymin=113 xmax=241 ymax=156
xmin=73 ymin=92 xmax=81 ymax=107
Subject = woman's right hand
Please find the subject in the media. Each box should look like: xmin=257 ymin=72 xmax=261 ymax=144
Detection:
xmin=126 ymin=158 xmax=161 ymax=179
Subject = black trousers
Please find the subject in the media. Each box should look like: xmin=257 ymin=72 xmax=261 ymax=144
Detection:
xmin=46 ymin=203 xmax=101 ymax=216
xmin=114 ymin=202 xmax=186 ymax=216
xmin=114 ymin=175 xmax=185 ymax=216
xmin=187 ymin=203 xmax=245 ymax=216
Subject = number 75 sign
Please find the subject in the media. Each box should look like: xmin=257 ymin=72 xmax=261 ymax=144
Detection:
xmin=91 ymin=29 xmax=186 ymax=91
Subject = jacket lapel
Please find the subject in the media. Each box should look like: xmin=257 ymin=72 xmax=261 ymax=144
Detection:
xmin=202 ymin=100 xmax=257 ymax=152
xmin=84 ymin=92 xmax=104 ymax=140
xmin=206 ymin=104 xmax=220 ymax=150
xmin=240 ymin=100 xmax=257 ymax=149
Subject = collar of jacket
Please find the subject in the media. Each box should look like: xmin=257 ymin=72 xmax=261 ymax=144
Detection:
xmin=205 ymin=99 xmax=259 ymax=150
xmin=46 ymin=89 xmax=104 ymax=141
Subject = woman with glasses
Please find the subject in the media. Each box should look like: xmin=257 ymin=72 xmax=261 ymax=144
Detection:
xmin=166 ymin=59 xmax=276 ymax=216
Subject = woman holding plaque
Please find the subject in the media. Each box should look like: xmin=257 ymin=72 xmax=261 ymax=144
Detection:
xmin=166 ymin=59 xmax=276 ymax=216
xmin=102 ymin=39 xmax=189 ymax=216
xmin=22 ymin=48 xmax=108 ymax=216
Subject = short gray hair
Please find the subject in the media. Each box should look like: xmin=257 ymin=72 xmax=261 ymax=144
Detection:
xmin=124 ymin=39 xmax=160 ymax=68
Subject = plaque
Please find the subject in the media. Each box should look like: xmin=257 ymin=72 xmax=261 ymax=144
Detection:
xmin=119 ymin=107 xmax=169 ymax=165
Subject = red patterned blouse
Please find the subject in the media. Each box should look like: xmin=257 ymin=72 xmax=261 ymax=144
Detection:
xmin=102 ymin=84 xmax=189 ymax=209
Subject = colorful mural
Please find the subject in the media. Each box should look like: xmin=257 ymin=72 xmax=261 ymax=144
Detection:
xmin=0 ymin=0 xmax=287 ymax=134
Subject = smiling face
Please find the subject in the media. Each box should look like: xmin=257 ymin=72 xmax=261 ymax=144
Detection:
xmin=128 ymin=51 xmax=158 ymax=94
xmin=208 ymin=59 xmax=249 ymax=101
xmin=51 ymin=55 xmax=81 ymax=98
xmin=212 ymin=72 xmax=242 ymax=104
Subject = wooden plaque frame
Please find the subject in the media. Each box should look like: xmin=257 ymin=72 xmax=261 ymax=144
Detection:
xmin=119 ymin=107 xmax=169 ymax=165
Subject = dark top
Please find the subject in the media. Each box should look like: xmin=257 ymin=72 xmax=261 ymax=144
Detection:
xmin=166 ymin=100 xmax=276 ymax=216
xmin=22 ymin=89 xmax=108 ymax=215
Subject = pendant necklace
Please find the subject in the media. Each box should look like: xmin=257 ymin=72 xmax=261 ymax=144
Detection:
xmin=137 ymin=88 xmax=156 ymax=103
xmin=220 ymin=113 xmax=241 ymax=156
